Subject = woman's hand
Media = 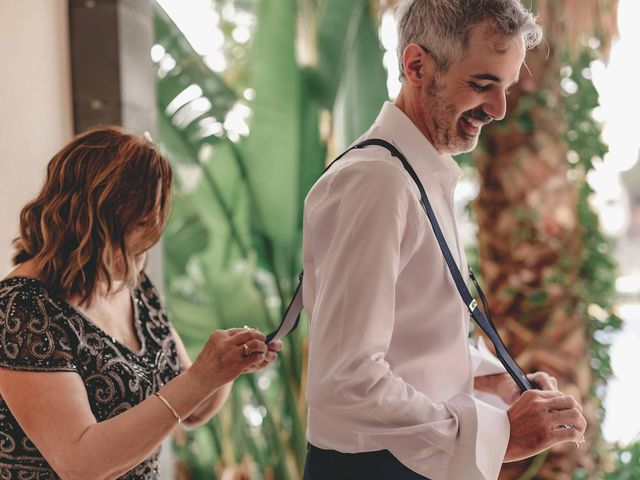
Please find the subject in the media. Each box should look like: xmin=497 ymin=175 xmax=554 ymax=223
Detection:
xmin=188 ymin=328 xmax=268 ymax=391
xmin=243 ymin=340 xmax=283 ymax=373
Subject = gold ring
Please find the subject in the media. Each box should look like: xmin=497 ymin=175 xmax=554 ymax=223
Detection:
xmin=242 ymin=343 xmax=251 ymax=357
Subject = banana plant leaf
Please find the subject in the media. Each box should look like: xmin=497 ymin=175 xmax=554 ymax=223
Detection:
xmin=245 ymin=0 xmax=301 ymax=276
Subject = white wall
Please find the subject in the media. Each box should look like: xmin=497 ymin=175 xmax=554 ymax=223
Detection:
xmin=0 ymin=0 xmax=74 ymax=276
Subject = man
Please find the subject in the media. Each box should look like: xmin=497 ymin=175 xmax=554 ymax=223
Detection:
xmin=301 ymin=1 xmax=587 ymax=479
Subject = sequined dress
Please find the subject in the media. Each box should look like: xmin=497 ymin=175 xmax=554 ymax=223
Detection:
xmin=0 ymin=274 xmax=182 ymax=479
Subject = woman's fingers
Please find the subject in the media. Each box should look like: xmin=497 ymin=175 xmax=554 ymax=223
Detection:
xmin=225 ymin=328 xmax=246 ymax=336
xmin=242 ymin=351 xmax=278 ymax=372
xmin=267 ymin=340 xmax=283 ymax=352
xmin=242 ymin=338 xmax=268 ymax=356
xmin=230 ymin=329 xmax=266 ymax=346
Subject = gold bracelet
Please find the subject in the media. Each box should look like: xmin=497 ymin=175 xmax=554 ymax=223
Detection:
xmin=154 ymin=392 xmax=182 ymax=425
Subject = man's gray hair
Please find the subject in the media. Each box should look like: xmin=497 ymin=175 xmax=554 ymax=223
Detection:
xmin=396 ymin=0 xmax=543 ymax=75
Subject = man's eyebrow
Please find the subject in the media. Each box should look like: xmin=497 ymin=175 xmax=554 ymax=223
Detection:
xmin=471 ymin=73 xmax=501 ymax=82
xmin=471 ymin=73 xmax=519 ymax=87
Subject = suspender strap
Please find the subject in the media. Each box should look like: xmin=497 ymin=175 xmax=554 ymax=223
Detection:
xmin=266 ymin=139 xmax=532 ymax=392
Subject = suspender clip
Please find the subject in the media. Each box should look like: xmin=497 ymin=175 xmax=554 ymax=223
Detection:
xmin=468 ymin=298 xmax=478 ymax=313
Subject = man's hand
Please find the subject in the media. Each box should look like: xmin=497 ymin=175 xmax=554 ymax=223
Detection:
xmin=504 ymin=390 xmax=587 ymax=462
xmin=475 ymin=371 xmax=558 ymax=405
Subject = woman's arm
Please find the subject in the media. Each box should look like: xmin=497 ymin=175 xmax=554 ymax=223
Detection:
xmin=0 ymin=329 xmax=267 ymax=480
xmin=172 ymin=326 xmax=282 ymax=428
xmin=171 ymin=326 xmax=231 ymax=427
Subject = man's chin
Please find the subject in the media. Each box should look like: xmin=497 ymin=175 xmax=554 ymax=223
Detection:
xmin=443 ymin=136 xmax=479 ymax=155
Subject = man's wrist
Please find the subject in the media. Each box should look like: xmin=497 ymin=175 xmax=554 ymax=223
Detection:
xmin=475 ymin=374 xmax=495 ymax=392
xmin=476 ymin=373 xmax=509 ymax=393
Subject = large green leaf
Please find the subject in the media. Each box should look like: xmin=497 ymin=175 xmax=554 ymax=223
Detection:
xmin=315 ymin=0 xmax=367 ymax=107
xmin=163 ymin=192 xmax=209 ymax=281
xmin=246 ymin=0 xmax=301 ymax=252
xmin=332 ymin=5 xmax=388 ymax=150
xmin=190 ymin=141 xmax=252 ymax=273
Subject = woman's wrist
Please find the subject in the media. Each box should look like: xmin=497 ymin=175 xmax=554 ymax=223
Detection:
xmin=182 ymin=368 xmax=218 ymax=400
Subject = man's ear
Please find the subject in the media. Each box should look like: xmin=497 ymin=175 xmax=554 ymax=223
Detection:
xmin=403 ymin=44 xmax=436 ymax=87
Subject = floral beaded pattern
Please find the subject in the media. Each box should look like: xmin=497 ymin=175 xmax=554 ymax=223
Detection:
xmin=0 ymin=274 xmax=181 ymax=479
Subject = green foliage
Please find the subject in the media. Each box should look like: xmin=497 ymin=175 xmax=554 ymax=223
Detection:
xmin=574 ymin=440 xmax=640 ymax=480
xmin=602 ymin=441 xmax=640 ymax=479
xmin=153 ymin=0 xmax=388 ymax=478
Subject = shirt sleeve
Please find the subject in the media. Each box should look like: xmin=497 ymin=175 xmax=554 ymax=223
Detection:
xmin=0 ymin=286 xmax=77 ymax=373
xmin=304 ymin=157 xmax=509 ymax=480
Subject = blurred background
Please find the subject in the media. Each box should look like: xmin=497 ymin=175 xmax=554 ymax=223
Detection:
xmin=0 ymin=0 xmax=638 ymax=479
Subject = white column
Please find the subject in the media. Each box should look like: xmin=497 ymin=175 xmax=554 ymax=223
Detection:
xmin=0 ymin=0 xmax=74 ymax=275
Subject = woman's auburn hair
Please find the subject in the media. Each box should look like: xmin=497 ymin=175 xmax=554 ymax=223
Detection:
xmin=13 ymin=125 xmax=172 ymax=304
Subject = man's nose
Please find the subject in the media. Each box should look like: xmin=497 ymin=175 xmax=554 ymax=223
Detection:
xmin=482 ymin=90 xmax=507 ymax=121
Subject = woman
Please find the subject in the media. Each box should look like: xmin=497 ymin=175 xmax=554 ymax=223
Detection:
xmin=0 ymin=126 xmax=282 ymax=479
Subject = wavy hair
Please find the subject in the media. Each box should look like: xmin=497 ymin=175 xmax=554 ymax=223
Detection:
xmin=13 ymin=126 xmax=172 ymax=304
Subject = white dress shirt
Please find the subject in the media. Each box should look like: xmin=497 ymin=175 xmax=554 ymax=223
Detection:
xmin=302 ymin=102 xmax=510 ymax=480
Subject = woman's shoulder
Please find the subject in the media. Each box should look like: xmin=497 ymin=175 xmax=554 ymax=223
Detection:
xmin=0 ymin=276 xmax=62 ymax=311
xmin=0 ymin=277 xmax=78 ymax=372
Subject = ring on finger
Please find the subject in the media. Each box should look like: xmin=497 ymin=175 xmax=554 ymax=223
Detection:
xmin=242 ymin=343 xmax=251 ymax=357
xmin=558 ymin=424 xmax=581 ymax=448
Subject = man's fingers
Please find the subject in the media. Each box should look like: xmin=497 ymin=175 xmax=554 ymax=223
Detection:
xmin=551 ymin=410 xmax=587 ymax=434
xmin=528 ymin=372 xmax=557 ymax=391
xmin=545 ymin=395 xmax=582 ymax=414
xmin=551 ymin=424 xmax=585 ymax=445
xmin=267 ymin=340 xmax=284 ymax=352
xmin=521 ymin=389 xmax=562 ymax=402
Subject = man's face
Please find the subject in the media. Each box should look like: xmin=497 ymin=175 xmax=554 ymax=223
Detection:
xmin=420 ymin=21 xmax=526 ymax=154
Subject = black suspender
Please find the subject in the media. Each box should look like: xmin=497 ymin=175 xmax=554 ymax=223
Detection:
xmin=266 ymin=139 xmax=532 ymax=392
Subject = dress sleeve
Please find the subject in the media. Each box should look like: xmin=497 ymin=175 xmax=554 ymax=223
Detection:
xmin=0 ymin=286 xmax=77 ymax=372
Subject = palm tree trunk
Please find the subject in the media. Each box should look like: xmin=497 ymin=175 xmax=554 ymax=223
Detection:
xmin=474 ymin=43 xmax=599 ymax=479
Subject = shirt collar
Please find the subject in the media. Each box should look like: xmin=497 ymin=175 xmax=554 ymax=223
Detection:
xmin=369 ymin=101 xmax=463 ymax=181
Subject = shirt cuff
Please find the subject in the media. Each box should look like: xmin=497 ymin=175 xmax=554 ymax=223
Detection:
xmin=445 ymin=394 xmax=510 ymax=480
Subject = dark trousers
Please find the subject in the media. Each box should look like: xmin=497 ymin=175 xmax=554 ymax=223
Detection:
xmin=303 ymin=443 xmax=429 ymax=480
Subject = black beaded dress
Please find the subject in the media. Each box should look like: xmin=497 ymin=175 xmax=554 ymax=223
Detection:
xmin=0 ymin=273 xmax=182 ymax=479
